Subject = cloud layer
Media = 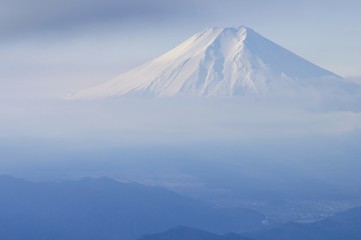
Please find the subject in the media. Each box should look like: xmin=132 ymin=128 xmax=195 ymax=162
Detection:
xmin=1 ymin=0 xmax=197 ymax=39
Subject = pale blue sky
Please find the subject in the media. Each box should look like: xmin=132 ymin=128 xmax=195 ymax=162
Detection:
xmin=1 ymin=0 xmax=361 ymax=98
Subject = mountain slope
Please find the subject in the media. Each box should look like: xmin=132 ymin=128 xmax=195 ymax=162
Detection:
xmin=138 ymin=206 xmax=361 ymax=240
xmin=138 ymin=226 xmax=252 ymax=240
xmin=0 ymin=175 xmax=265 ymax=240
xmin=71 ymin=26 xmax=354 ymax=99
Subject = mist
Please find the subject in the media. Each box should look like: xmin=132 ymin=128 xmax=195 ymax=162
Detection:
xmin=1 ymin=96 xmax=361 ymax=205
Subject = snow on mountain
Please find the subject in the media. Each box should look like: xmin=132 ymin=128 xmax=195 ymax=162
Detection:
xmin=70 ymin=26 xmax=354 ymax=99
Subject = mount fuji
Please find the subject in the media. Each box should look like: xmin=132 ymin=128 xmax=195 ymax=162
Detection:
xmin=71 ymin=26 xmax=356 ymax=99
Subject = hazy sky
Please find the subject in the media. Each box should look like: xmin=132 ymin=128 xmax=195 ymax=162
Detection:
xmin=1 ymin=0 xmax=361 ymax=98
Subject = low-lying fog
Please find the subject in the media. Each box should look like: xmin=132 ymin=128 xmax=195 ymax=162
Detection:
xmin=1 ymin=96 xmax=360 ymax=197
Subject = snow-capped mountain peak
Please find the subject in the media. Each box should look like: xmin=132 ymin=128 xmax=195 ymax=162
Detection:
xmin=71 ymin=26 xmax=348 ymax=99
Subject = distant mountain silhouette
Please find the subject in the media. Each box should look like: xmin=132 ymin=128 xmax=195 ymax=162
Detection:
xmin=138 ymin=206 xmax=361 ymax=240
xmin=0 ymin=175 xmax=264 ymax=240
xmin=138 ymin=226 xmax=253 ymax=240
